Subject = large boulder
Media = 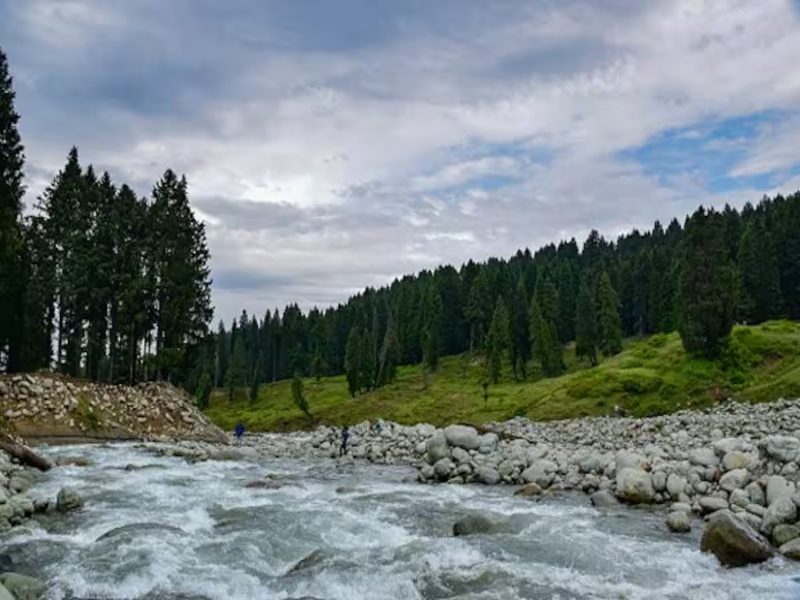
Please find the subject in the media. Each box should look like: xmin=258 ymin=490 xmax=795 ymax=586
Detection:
xmin=722 ymin=452 xmax=754 ymax=472
xmin=96 ymin=522 xmax=187 ymax=542
xmin=615 ymin=468 xmax=654 ymax=504
xmin=521 ymin=460 xmax=557 ymax=489
xmin=699 ymin=496 xmax=729 ymax=514
xmin=666 ymin=511 xmax=691 ymax=533
xmin=700 ymin=510 xmax=774 ymax=567
xmin=514 ymin=483 xmax=543 ymax=497
xmin=780 ymin=538 xmax=800 ymax=561
xmin=56 ymin=487 xmax=84 ymax=513
xmin=444 ymin=425 xmax=480 ymax=450
xmin=766 ymin=435 xmax=800 ymax=463
xmin=579 ymin=452 xmax=607 ymax=474
xmin=0 ymin=573 xmax=46 ymax=600
xmin=761 ymin=496 xmax=797 ymax=535
xmin=426 ymin=432 xmax=449 ymax=465
xmin=590 ymin=490 xmax=620 ymax=508
xmin=746 ymin=481 xmax=766 ymax=506
xmin=478 ymin=433 xmax=499 ymax=454
xmin=666 ymin=474 xmax=687 ymax=499
xmin=719 ymin=469 xmax=749 ymax=492
xmin=615 ymin=451 xmax=647 ymax=473
xmin=773 ymin=524 xmax=800 ymax=546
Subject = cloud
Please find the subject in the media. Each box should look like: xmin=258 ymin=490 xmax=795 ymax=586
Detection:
xmin=3 ymin=0 xmax=800 ymax=324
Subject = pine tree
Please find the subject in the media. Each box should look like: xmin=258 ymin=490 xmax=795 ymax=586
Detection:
xmin=738 ymin=217 xmax=783 ymax=324
xmin=345 ymin=325 xmax=362 ymax=397
xmin=225 ymin=334 xmax=247 ymax=402
xmin=376 ymin=306 xmax=399 ymax=387
xmin=421 ymin=282 xmax=443 ymax=372
xmin=678 ymin=207 xmax=737 ymax=356
xmin=195 ymin=371 xmax=212 ymax=410
xmin=291 ymin=375 xmax=311 ymax=418
xmin=485 ymin=296 xmax=511 ymax=384
xmin=249 ymin=351 xmax=262 ymax=405
xmin=0 ymin=47 xmax=26 ymax=372
xmin=509 ymin=277 xmax=530 ymax=380
xmin=575 ymin=276 xmax=598 ymax=366
xmin=465 ymin=269 xmax=491 ymax=353
xmin=529 ymin=299 xmax=563 ymax=377
xmin=597 ymin=270 xmax=623 ymax=356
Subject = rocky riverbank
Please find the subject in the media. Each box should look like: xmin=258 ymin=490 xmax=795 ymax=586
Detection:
xmin=0 ymin=374 xmax=225 ymax=443
xmin=163 ymin=397 xmax=800 ymax=566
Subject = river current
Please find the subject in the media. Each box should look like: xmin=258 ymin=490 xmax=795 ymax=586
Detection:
xmin=4 ymin=443 xmax=799 ymax=599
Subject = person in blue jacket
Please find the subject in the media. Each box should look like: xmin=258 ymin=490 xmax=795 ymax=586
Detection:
xmin=339 ymin=426 xmax=350 ymax=456
xmin=235 ymin=422 xmax=245 ymax=445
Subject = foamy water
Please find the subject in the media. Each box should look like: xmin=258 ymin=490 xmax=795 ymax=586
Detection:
xmin=4 ymin=443 xmax=800 ymax=599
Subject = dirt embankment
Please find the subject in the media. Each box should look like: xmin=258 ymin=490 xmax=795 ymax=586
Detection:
xmin=0 ymin=374 xmax=226 ymax=444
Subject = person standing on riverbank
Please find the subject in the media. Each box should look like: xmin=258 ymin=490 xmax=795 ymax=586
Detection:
xmin=235 ymin=422 xmax=245 ymax=445
xmin=340 ymin=426 xmax=350 ymax=456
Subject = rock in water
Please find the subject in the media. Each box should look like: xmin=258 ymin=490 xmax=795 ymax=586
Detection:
xmin=96 ymin=522 xmax=187 ymax=542
xmin=453 ymin=514 xmax=505 ymax=537
xmin=666 ymin=511 xmax=691 ymax=533
xmin=0 ymin=573 xmax=46 ymax=600
xmin=56 ymin=487 xmax=84 ymax=512
xmin=700 ymin=510 xmax=773 ymax=567
xmin=616 ymin=468 xmax=654 ymax=504
xmin=761 ymin=496 xmax=797 ymax=535
xmin=286 ymin=549 xmax=327 ymax=575
xmin=779 ymin=538 xmax=800 ymax=561
xmin=773 ymin=524 xmax=800 ymax=546
xmin=514 ymin=483 xmax=542 ymax=497
xmin=433 ymin=458 xmax=455 ymax=481
xmin=590 ymin=490 xmax=620 ymax=508
xmin=443 ymin=425 xmax=480 ymax=450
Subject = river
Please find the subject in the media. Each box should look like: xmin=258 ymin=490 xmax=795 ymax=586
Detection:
xmin=3 ymin=443 xmax=798 ymax=599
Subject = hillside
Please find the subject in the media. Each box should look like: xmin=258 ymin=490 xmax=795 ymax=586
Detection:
xmin=206 ymin=320 xmax=800 ymax=432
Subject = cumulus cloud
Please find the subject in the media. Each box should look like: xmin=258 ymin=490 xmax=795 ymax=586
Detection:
xmin=3 ymin=0 xmax=800 ymax=323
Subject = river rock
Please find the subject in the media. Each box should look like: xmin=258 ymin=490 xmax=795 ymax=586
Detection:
xmin=434 ymin=458 xmax=455 ymax=481
xmin=96 ymin=522 xmax=187 ymax=542
xmin=690 ymin=448 xmax=719 ymax=468
xmin=766 ymin=476 xmax=795 ymax=505
xmin=700 ymin=510 xmax=774 ymax=567
xmin=722 ymin=452 xmax=753 ymax=472
xmin=772 ymin=524 xmax=800 ymax=546
xmin=720 ymin=469 xmax=749 ymax=492
xmin=579 ymin=452 xmax=606 ymax=473
xmin=444 ymin=425 xmax=480 ymax=450
xmin=699 ymin=496 xmax=729 ymax=514
xmin=479 ymin=433 xmax=499 ymax=454
xmin=453 ymin=514 xmax=505 ymax=536
xmin=766 ymin=435 xmax=800 ymax=463
xmin=426 ymin=432 xmax=449 ymax=464
xmin=666 ymin=511 xmax=691 ymax=533
xmin=590 ymin=490 xmax=620 ymax=508
xmin=616 ymin=451 xmax=647 ymax=472
xmin=0 ymin=583 xmax=12 ymax=600
xmin=56 ymin=487 xmax=84 ymax=512
xmin=729 ymin=489 xmax=750 ymax=508
xmin=780 ymin=538 xmax=800 ymax=560
xmin=0 ymin=573 xmax=46 ymax=600
xmin=286 ymin=549 xmax=327 ymax=575
xmin=616 ymin=468 xmax=654 ymax=504
xmin=514 ymin=483 xmax=542 ymax=497
xmin=761 ymin=496 xmax=797 ymax=534
xmin=666 ymin=474 xmax=687 ymax=499
xmin=521 ymin=460 xmax=557 ymax=488
xmin=746 ymin=482 xmax=766 ymax=506
xmin=451 ymin=447 xmax=470 ymax=465
xmin=474 ymin=466 xmax=500 ymax=485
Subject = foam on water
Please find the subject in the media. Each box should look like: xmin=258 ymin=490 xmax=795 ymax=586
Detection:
xmin=5 ymin=443 xmax=800 ymax=599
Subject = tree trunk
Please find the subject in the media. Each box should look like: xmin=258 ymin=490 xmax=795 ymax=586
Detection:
xmin=0 ymin=437 xmax=52 ymax=471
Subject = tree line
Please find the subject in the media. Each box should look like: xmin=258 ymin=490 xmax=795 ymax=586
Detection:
xmin=216 ymin=189 xmax=800 ymax=402
xmin=0 ymin=48 xmax=213 ymax=390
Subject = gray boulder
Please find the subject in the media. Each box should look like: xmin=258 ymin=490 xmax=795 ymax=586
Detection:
xmin=700 ymin=510 xmax=773 ymax=567
xmin=433 ymin=458 xmax=455 ymax=481
xmin=722 ymin=451 xmax=753 ymax=472
xmin=56 ymin=487 xmax=84 ymax=513
xmin=699 ymin=496 xmax=729 ymax=514
xmin=591 ymin=490 xmax=620 ymax=508
xmin=761 ymin=496 xmax=797 ymax=535
xmin=720 ymin=469 xmax=749 ymax=492
xmin=474 ymin=466 xmax=500 ymax=485
xmin=514 ymin=483 xmax=542 ymax=497
xmin=746 ymin=481 xmax=766 ymax=506
xmin=766 ymin=435 xmax=800 ymax=463
xmin=666 ymin=511 xmax=691 ymax=533
xmin=615 ymin=451 xmax=646 ymax=473
xmin=666 ymin=474 xmax=687 ymax=499
xmin=729 ymin=489 xmax=750 ymax=508
xmin=444 ymin=425 xmax=480 ymax=450
xmin=521 ymin=460 xmax=557 ymax=489
xmin=579 ymin=452 xmax=607 ymax=474
xmin=615 ymin=468 xmax=654 ymax=504
xmin=772 ymin=524 xmax=800 ymax=546
xmin=766 ymin=476 xmax=795 ymax=506
xmin=426 ymin=432 xmax=449 ymax=465
xmin=780 ymin=538 xmax=800 ymax=561
xmin=0 ymin=573 xmax=46 ymax=600
xmin=690 ymin=448 xmax=719 ymax=468
xmin=451 ymin=447 xmax=470 ymax=465
xmin=0 ymin=583 xmax=12 ymax=600
xmin=96 ymin=522 xmax=187 ymax=542
xmin=478 ymin=433 xmax=499 ymax=454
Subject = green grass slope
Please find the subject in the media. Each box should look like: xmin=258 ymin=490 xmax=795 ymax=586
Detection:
xmin=206 ymin=320 xmax=800 ymax=432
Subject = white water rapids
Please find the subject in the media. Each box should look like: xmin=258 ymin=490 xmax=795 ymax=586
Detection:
xmin=4 ymin=443 xmax=799 ymax=599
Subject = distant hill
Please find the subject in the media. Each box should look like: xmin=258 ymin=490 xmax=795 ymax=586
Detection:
xmin=206 ymin=320 xmax=800 ymax=432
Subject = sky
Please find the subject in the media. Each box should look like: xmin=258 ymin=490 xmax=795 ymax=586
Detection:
xmin=2 ymin=0 xmax=800 ymax=324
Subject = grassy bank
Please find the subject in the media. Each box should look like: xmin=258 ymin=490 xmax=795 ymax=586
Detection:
xmin=206 ymin=320 xmax=800 ymax=432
